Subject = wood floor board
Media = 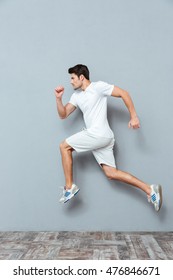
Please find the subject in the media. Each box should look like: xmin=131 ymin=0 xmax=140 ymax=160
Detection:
xmin=141 ymin=235 xmax=168 ymax=260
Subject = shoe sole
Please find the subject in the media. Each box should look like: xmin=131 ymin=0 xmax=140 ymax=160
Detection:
xmin=64 ymin=189 xmax=80 ymax=203
xmin=157 ymin=184 xmax=162 ymax=211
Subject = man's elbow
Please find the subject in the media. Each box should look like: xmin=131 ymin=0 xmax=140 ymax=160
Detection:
xmin=120 ymin=90 xmax=129 ymax=99
xmin=60 ymin=115 xmax=67 ymax=120
xmin=59 ymin=113 xmax=67 ymax=119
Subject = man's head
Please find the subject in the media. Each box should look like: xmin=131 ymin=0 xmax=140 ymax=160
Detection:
xmin=68 ymin=64 xmax=90 ymax=90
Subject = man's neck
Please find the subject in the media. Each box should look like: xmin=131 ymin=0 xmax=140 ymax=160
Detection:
xmin=81 ymin=80 xmax=91 ymax=91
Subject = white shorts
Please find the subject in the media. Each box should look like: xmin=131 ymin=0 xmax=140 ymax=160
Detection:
xmin=66 ymin=129 xmax=116 ymax=168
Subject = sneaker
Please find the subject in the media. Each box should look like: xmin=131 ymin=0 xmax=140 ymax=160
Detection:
xmin=148 ymin=184 xmax=162 ymax=211
xmin=59 ymin=184 xmax=80 ymax=203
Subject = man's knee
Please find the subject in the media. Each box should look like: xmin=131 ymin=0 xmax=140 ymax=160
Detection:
xmin=59 ymin=140 xmax=73 ymax=152
xmin=101 ymin=164 xmax=118 ymax=180
xmin=59 ymin=140 xmax=65 ymax=151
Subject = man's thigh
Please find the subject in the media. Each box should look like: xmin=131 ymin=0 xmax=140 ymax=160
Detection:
xmin=66 ymin=130 xmax=113 ymax=153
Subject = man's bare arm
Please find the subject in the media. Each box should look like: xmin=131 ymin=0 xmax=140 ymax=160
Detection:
xmin=111 ymin=86 xmax=140 ymax=129
xmin=55 ymin=86 xmax=76 ymax=119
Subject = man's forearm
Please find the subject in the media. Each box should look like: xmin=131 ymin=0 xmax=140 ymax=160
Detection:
xmin=121 ymin=91 xmax=138 ymax=118
xmin=56 ymin=98 xmax=66 ymax=119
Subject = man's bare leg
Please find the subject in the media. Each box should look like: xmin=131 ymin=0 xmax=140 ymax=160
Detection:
xmin=59 ymin=140 xmax=74 ymax=189
xmin=59 ymin=142 xmax=151 ymax=194
xmin=101 ymin=164 xmax=151 ymax=195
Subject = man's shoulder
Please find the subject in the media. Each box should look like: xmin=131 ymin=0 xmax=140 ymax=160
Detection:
xmin=92 ymin=81 xmax=107 ymax=88
xmin=92 ymin=80 xmax=106 ymax=84
xmin=92 ymin=81 xmax=113 ymax=90
xmin=91 ymin=81 xmax=114 ymax=96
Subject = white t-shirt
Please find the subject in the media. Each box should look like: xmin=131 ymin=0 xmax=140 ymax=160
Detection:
xmin=69 ymin=81 xmax=114 ymax=138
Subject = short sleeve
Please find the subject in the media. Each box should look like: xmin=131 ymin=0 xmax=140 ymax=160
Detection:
xmin=69 ymin=93 xmax=78 ymax=107
xmin=97 ymin=81 xmax=114 ymax=96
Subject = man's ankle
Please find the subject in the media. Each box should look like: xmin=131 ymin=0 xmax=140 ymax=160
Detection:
xmin=65 ymin=184 xmax=73 ymax=190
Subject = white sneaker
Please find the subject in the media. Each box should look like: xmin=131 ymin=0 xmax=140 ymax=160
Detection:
xmin=148 ymin=184 xmax=162 ymax=211
xmin=59 ymin=184 xmax=80 ymax=203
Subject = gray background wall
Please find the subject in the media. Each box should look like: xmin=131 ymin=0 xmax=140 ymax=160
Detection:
xmin=0 ymin=0 xmax=172 ymax=231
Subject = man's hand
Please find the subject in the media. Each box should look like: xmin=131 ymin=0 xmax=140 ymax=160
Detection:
xmin=55 ymin=86 xmax=64 ymax=99
xmin=128 ymin=116 xmax=140 ymax=129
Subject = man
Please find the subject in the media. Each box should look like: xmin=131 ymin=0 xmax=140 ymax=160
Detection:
xmin=54 ymin=64 xmax=162 ymax=211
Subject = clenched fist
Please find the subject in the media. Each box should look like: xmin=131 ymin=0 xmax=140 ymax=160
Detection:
xmin=54 ymin=86 xmax=64 ymax=99
xmin=128 ymin=116 xmax=140 ymax=129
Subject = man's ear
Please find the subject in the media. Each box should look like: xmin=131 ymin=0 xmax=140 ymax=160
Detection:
xmin=79 ymin=74 xmax=84 ymax=81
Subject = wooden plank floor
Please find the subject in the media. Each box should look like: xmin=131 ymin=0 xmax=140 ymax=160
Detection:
xmin=0 ymin=232 xmax=173 ymax=260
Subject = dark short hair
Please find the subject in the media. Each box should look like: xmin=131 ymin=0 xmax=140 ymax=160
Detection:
xmin=68 ymin=64 xmax=90 ymax=80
